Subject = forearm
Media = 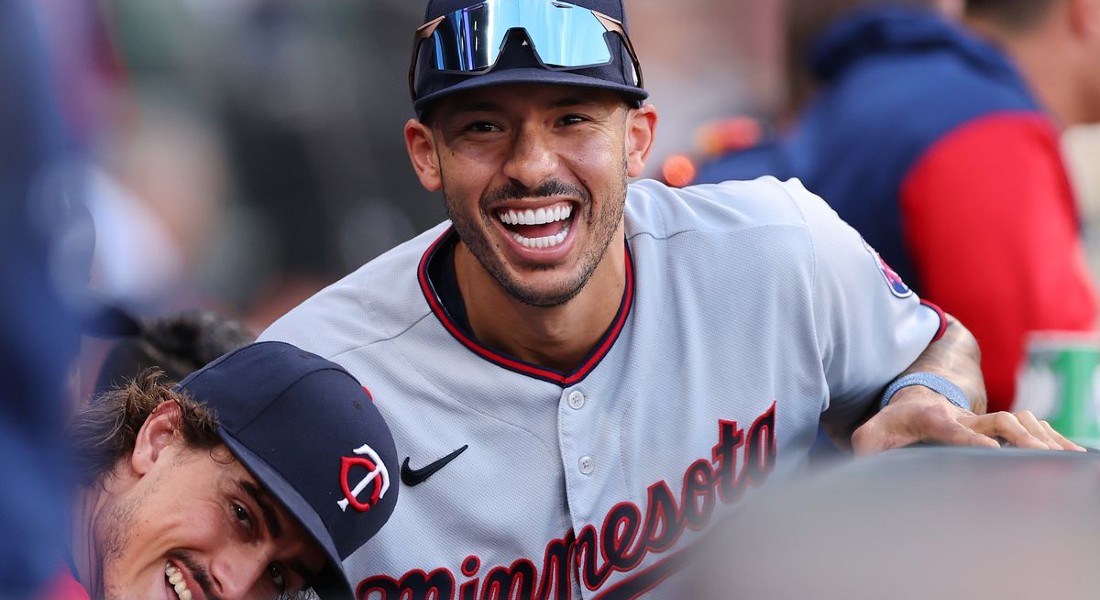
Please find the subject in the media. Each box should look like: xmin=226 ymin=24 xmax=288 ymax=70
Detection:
xmin=853 ymin=313 xmax=1083 ymax=453
xmin=894 ymin=312 xmax=987 ymax=414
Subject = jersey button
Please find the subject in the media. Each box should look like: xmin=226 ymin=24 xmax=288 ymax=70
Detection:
xmin=567 ymin=390 xmax=586 ymax=410
xmin=579 ymin=455 xmax=594 ymax=475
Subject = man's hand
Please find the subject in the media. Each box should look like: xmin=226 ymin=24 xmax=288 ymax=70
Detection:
xmin=852 ymin=384 xmax=1086 ymax=455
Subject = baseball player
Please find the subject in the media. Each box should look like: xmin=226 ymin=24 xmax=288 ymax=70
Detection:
xmin=260 ymin=0 xmax=1081 ymax=597
xmin=63 ymin=341 xmax=399 ymax=600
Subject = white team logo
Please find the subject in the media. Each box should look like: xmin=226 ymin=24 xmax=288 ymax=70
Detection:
xmin=338 ymin=443 xmax=391 ymax=512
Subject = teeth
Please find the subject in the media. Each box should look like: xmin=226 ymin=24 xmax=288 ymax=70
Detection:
xmin=510 ymin=223 xmax=570 ymax=249
xmin=165 ymin=562 xmax=192 ymax=600
xmin=499 ymin=204 xmax=572 ymax=226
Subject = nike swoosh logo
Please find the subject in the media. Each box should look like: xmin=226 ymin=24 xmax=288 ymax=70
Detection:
xmin=401 ymin=445 xmax=469 ymax=487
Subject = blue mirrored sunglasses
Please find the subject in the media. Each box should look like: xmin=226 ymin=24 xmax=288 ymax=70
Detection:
xmin=409 ymin=0 xmax=643 ymax=101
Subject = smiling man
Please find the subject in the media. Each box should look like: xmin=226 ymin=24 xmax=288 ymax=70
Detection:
xmin=260 ymin=0 xmax=1081 ymax=597
xmin=65 ymin=341 xmax=399 ymax=600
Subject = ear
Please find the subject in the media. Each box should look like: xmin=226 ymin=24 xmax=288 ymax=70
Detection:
xmin=405 ymin=118 xmax=443 ymax=192
xmin=130 ymin=401 xmax=183 ymax=476
xmin=625 ymin=104 xmax=658 ymax=178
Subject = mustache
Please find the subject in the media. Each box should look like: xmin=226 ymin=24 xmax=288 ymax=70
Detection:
xmin=166 ymin=550 xmax=220 ymax=600
xmin=485 ymin=179 xmax=588 ymax=205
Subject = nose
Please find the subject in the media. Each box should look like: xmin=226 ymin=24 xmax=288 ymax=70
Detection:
xmin=501 ymin=123 xmax=558 ymax=190
xmin=208 ymin=547 xmax=269 ymax=600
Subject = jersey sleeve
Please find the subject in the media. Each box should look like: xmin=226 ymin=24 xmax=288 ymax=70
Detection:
xmin=779 ymin=179 xmax=945 ymax=427
xmin=900 ymin=113 xmax=1098 ymax=412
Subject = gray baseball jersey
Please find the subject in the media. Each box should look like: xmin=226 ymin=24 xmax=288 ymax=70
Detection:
xmin=260 ymin=176 xmax=943 ymax=599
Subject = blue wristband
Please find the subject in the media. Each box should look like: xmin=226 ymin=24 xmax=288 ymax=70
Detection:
xmin=880 ymin=372 xmax=971 ymax=412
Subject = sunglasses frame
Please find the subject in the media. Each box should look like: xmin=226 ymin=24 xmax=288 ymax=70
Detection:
xmin=408 ymin=4 xmax=644 ymax=102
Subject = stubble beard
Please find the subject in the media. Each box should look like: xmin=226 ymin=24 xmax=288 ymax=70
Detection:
xmin=93 ymin=460 xmax=215 ymax=600
xmin=445 ymin=160 xmax=628 ymax=308
xmin=95 ymin=494 xmax=138 ymax=600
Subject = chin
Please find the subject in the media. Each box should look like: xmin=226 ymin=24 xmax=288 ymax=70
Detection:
xmin=101 ymin=562 xmax=163 ymax=600
xmin=509 ymin=282 xmax=585 ymax=308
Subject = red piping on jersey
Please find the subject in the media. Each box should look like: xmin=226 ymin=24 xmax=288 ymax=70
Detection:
xmin=418 ymin=227 xmax=635 ymax=386
xmin=920 ymin=299 xmax=947 ymax=342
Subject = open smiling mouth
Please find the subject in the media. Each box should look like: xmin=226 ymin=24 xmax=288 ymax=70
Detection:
xmin=498 ymin=204 xmax=574 ymax=249
xmin=166 ymin=562 xmax=194 ymax=600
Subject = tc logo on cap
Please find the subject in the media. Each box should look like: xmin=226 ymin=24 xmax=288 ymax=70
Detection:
xmin=338 ymin=443 xmax=391 ymax=512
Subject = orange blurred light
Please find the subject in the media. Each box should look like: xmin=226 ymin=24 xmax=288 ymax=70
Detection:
xmin=696 ymin=117 xmax=763 ymax=157
xmin=662 ymin=154 xmax=697 ymax=188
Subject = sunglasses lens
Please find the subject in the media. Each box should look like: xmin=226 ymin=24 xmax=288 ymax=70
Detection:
xmin=424 ymin=0 xmax=615 ymax=73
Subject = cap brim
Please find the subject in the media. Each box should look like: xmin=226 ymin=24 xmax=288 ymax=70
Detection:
xmin=413 ymin=67 xmax=648 ymax=115
xmin=220 ymin=429 xmax=352 ymax=600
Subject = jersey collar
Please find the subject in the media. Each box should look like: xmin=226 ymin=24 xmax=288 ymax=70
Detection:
xmin=418 ymin=227 xmax=635 ymax=386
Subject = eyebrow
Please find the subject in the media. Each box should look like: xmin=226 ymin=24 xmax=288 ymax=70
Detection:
xmin=239 ymin=480 xmax=282 ymax=538
xmin=236 ymin=480 xmax=319 ymax=587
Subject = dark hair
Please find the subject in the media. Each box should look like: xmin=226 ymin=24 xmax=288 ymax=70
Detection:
xmin=69 ymin=369 xmax=221 ymax=486
xmin=93 ymin=310 xmax=255 ymax=399
xmin=965 ymin=0 xmax=1062 ymax=33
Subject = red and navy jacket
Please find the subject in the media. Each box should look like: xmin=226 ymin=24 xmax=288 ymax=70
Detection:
xmin=694 ymin=8 xmax=1097 ymax=412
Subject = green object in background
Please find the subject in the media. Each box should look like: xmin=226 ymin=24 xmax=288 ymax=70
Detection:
xmin=1017 ymin=333 xmax=1100 ymax=448
xmin=1047 ymin=345 xmax=1100 ymax=444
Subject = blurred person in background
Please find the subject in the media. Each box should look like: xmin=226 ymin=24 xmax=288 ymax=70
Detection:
xmin=1 ymin=0 xmax=93 ymax=597
xmin=692 ymin=0 xmax=1100 ymax=413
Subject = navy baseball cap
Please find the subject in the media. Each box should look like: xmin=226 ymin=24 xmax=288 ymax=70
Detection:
xmin=409 ymin=0 xmax=648 ymax=116
xmin=175 ymin=341 xmax=399 ymax=599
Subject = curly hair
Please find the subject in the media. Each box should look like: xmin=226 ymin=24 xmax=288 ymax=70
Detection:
xmin=69 ymin=368 xmax=222 ymax=486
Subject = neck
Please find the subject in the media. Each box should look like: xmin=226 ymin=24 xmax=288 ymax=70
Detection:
xmin=1009 ymin=41 xmax=1081 ymax=128
xmin=456 ymin=240 xmax=627 ymax=373
xmin=968 ymin=16 xmax=1085 ymax=128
